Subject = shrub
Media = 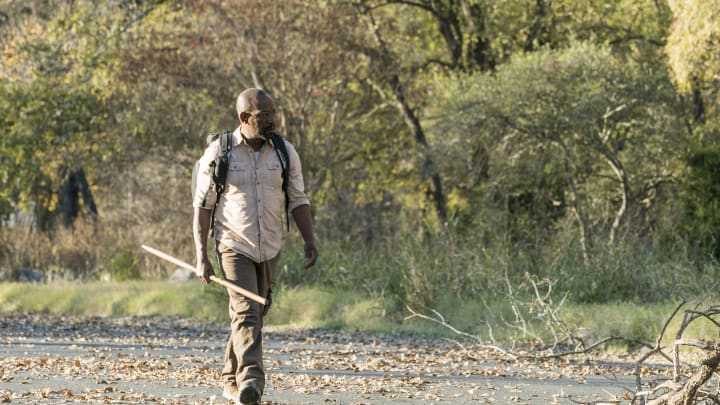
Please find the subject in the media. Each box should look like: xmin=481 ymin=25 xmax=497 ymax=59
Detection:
xmin=106 ymin=249 xmax=141 ymax=281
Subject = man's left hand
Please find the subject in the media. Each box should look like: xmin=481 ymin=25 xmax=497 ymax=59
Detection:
xmin=303 ymin=241 xmax=318 ymax=269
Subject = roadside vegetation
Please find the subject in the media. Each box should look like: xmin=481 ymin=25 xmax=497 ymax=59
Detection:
xmin=0 ymin=280 xmax=705 ymax=347
xmin=2 ymin=0 xmax=720 ymax=349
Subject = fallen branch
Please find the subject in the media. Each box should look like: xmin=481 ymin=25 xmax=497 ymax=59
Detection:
xmin=638 ymin=295 xmax=720 ymax=404
xmin=635 ymin=300 xmax=687 ymax=395
xmin=648 ymin=350 xmax=720 ymax=405
xmin=478 ymin=273 xmax=576 ymax=350
xmin=405 ymin=305 xmax=646 ymax=362
xmin=544 ymin=336 xmax=651 ymax=359
xmin=405 ymin=305 xmax=518 ymax=360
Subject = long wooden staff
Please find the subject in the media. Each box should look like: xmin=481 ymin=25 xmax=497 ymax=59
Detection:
xmin=140 ymin=244 xmax=268 ymax=306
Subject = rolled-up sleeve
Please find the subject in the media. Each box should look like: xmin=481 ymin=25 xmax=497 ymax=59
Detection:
xmin=192 ymin=142 xmax=220 ymax=209
xmin=285 ymin=142 xmax=311 ymax=212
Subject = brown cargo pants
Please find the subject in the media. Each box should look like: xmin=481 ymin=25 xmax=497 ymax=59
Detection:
xmin=216 ymin=242 xmax=277 ymax=394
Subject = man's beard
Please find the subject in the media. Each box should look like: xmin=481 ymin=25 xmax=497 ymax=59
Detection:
xmin=245 ymin=122 xmax=275 ymax=140
xmin=259 ymin=123 xmax=276 ymax=138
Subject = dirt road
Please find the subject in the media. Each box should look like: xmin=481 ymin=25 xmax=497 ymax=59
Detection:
xmin=0 ymin=313 xmax=655 ymax=404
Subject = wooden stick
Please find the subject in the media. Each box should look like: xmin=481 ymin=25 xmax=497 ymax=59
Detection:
xmin=140 ymin=244 xmax=268 ymax=306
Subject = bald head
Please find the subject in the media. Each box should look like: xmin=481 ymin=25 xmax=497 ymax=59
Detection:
xmin=236 ymin=88 xmax=275 ymax=117
xmin=236 ymin=88 xmax=277 ymax=140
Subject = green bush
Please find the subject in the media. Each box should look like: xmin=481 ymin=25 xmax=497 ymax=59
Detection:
xmin=680 ymin=142 xmax=720 ymax=258
xmin=107 ymin=249 xmax=141 ymax=281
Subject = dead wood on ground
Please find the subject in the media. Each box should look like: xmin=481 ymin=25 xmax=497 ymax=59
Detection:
xmin=407 ymin=286 xmax=720 ymax=405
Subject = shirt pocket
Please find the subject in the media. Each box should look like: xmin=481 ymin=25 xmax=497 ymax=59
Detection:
xmin=262 ymin=161 xmax=283 ymax=190
xmin=227 ymin=162 xmax=250 ymax=188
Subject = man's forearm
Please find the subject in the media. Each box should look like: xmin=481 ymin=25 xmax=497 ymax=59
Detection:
xmin=291 ymin=204 xmax=314 ymax=243
xmin=193 ymin=207 xmax=213 ymax=263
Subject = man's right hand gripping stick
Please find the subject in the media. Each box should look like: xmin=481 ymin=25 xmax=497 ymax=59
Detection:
xmin=140 ymin=244 xmax=268 ymax=306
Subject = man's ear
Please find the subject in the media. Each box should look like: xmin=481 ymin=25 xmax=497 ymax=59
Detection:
xmin=239 ymin=112 xmax=250 ymax=124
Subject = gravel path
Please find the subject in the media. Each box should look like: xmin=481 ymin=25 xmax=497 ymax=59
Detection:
xmin=0 ymin=313 xmax=663 ymax=404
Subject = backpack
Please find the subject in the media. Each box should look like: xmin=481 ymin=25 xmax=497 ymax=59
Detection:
xmin=191 ymin=131 xmax=291 ymax=229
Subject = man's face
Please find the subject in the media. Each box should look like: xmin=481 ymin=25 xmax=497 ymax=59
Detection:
xmin=243 ymin=97 xmax=277 ymax=140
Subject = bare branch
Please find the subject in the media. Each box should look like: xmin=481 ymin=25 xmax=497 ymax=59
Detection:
xmin=405 ymin=305 xmax=518 ymax=360
xmin=635 ymin=300 xmax=687 ymax=393
xmin=544 ymin=336 xmax=651 ymax=360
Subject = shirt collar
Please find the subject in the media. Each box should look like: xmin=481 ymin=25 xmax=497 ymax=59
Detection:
xmin=233 ymin=127 xmax=279 ymax=149
xmin=232 ymin=127 xmax=244 ymax=146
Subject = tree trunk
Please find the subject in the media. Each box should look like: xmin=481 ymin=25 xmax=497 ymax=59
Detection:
xmin=556 ymin=141 xmax=590 ymax=263
xmin=365 ymin=12 xmax=449 ymax=225
xmin=59 ymin=167 xmax=98 ymax=228
xmin=32 ymin=176 xmax=54 ymax=232
xmin=461 ymin=1 xmax=494 ymax=71
xmin=432 ymin=1 xmax=464 ymax=68
xmin=603 ymin=153 xmax=629 ymax=246
xmin=387 ymin=75 xmax=449 ymax=225
xmin=524 ymin=0 xmax=552 ymax=52
xmin=566 ymin=178 xmax=590 ymax=264
xmin=596 ymin=122 xmax=631 ymax=246
xmin=691 ymin=77 xmax=705 ymax=124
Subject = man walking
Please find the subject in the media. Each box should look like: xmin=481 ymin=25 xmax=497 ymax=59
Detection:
xmin=192 ymin=88 xmax=318 ymax=404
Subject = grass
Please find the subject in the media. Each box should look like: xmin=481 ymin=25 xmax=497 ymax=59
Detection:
xmin=3 ymin=280 xmax=718 ymax=348
xmin=571 ymin=302 xmax=720 ymax=348
xmin=0 ymin=281 xmax=227 ymax=319
xmin=0 ymin=281 xmax=411 ymax=333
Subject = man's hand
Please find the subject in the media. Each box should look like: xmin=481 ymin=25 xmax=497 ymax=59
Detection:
xmin=303 ymin=240 xmax=318 ymax=269
xmin=195 ymin=257 xmax=214 ymax=283
xmin=291 ymin=205 xmax=317 ymax=269
xmin=193 ymin=207 xmax=214 ymax=283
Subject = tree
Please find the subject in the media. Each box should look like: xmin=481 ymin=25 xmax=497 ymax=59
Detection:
xmin=0 ymin=0 xmax=213 ymax=229
xmin=431 ymin=42 xmax=686 ymax=261
xmin=679 ymin=144 xmax=720 ymax=258
xmin=665 ymin=0 xmax=720 ymax=96
xmin=370 ymin=0 xmax=495 ymax=71
xmin=0 ymin=5 xmax=116 ymax=229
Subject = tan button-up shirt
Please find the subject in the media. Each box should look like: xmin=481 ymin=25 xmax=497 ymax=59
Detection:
xmin=193 ymin=128 xmax=310 ymax=262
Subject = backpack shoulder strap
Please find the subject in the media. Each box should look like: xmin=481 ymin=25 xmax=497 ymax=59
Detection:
xmin=210 ymin=130 xmax=233 ymax=195
xmin=271 ymin=133 xmax=291 ymax=231
xmin=270 ymin=134 xmax=290 ymax=189
xmin=220 ymin=131 xmax=232 ymax=155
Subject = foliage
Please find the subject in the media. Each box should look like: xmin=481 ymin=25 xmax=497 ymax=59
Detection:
xmin=0 ymin=78 xmax=112 ymax=224
xmin=0 ymin=0 xmax=716 ymax=313
xmin=547 ymin=0 xmax=670 ymax=58
xmin=106 ymin=249 xmax=141 ymax=281
xmin=665 ymin=0 xmax=720 ymax=132
xmin=0 ymin=0 xmax=124 ymax=227
xmin=666 ymin=0 xmax=720 ymax=93
xmin=680 ymin=143 xmax=720 ymax=257
xmin=430 ymin=42 xmax=685 ymax=256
